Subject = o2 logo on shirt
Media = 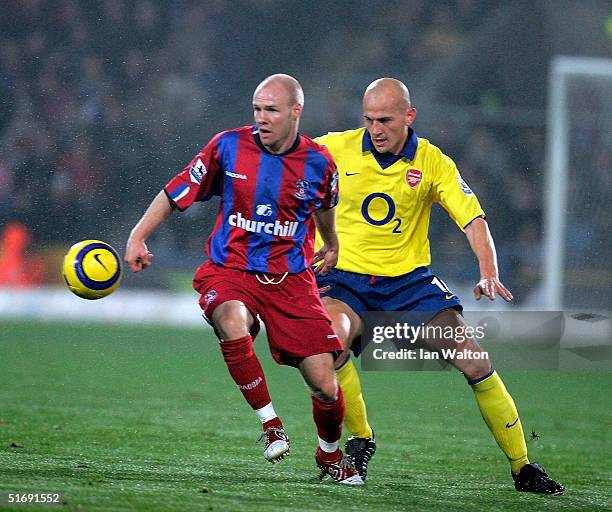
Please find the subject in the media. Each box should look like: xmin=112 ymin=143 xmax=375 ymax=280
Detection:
xmin=361 ymin=193 xmax=402 ymax=233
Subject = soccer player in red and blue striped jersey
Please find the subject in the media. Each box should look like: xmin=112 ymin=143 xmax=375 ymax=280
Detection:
xmin=165 ymin=122 xmax=337 ymax=275
xmin=125 ymin=74 xmax=362 ymax=485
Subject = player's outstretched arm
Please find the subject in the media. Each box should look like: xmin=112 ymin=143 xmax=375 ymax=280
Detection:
xmin=465 ymin=216 xmax=513 ymax=302
xmin=125 ymin=190 xmax=174 ymax=273
xmin=312 ymin=207 xmax=339 ymax=276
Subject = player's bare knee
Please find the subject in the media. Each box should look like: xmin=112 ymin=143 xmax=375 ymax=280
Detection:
xmin=212 ymin=302 xmax=252 ymax=340
xmin=303 ymin=368 xmax=338 ymax=402
xmin=214 ymin=318 xmax=247 ymax=340
xmin=455 ymin=346 xmax=492 ymax=380
xmin=461 ymin=359 xmax=492 ymax=381
xmin=310 ymin=380 xmax=338 ymax=403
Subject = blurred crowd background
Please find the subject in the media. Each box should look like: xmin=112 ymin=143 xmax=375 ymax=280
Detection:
xmin=0 ymin=0 xmax=610 ymax=306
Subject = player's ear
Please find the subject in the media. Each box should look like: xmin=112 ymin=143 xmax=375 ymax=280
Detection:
xmin=405 ymin=107 xmax=417 ymax=126
xmin=292 ymin=103 xmax=303 ymax=119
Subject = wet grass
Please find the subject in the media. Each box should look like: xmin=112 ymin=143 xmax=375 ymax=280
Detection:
xmin=0 ymin=321 xmax=609 ymax=511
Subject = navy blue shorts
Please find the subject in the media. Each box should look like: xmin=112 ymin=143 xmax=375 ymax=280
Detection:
xmin=316 ymin=267 xmax=462 ymax=355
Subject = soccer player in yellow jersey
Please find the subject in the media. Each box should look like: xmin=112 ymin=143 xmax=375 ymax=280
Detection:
xmin=314 ymin=78 xmax=564 ymax=494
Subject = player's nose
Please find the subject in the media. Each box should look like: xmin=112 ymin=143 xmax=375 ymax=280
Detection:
xmin=254 ymin=112 xmax=266 ymax=125
xmin=257 ymin=110 xmax=271 ymax=123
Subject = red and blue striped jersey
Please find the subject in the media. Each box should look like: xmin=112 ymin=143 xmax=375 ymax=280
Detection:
xmin=164 ymin=126 xmax=339 ymax=274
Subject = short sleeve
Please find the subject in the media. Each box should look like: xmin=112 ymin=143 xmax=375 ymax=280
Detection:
xmin=431 ymin=153 xmax=485 ymax=231
xmin=313 ymin=132 xmax=340 ymax=154
xmin=164 ymin=134 xmax=223 ymax=211
xmin=318 ymin=150 xmax=339 ymax=209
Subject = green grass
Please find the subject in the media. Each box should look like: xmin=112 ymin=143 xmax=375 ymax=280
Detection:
xmin=0 ymin=320 xmax=610 ymax=511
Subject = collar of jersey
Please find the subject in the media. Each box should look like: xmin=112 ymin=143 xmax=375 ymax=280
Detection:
xmin=253 ymin=126 xmax=302 ymax=156
xmin=361 ymin=127 xmax=418 ymax=161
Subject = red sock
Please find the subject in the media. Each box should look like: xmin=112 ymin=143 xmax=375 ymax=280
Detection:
xmin=263 ymin=417 xmax=283 ymax=431
xmin=312 ymin=386 xmax=345 ymax=445
xmin=316 ymin=446 xmax=342 ymax=463
xmin=219 ymin=335 xmax=271 ymax=411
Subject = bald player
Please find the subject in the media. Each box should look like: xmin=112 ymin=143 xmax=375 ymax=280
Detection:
xmin=126 ymin=74 xmax=363 ymax=485
xmin=313 ymin=78 xmax=564 ymax=494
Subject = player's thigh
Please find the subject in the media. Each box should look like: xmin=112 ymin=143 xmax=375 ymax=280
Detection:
xmin=421 ymin=308 xmax=491 ymax=378
xmin=322 ymin=296 xmax=363 ymax=356
xmin=212 ymin=300 xmax=256 ymax=340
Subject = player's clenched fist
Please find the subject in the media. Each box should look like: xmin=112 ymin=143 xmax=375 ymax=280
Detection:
xmin=125 ymin=238 xmax=153 ymax=272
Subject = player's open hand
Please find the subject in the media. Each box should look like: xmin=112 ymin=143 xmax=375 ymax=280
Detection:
xmin=474 ymin=276 xmax=513 ymax=302
xmin=312 ymin=244 xmax=338 ymax=276
xmin=125 ymin=238 xmax=154 ymax=273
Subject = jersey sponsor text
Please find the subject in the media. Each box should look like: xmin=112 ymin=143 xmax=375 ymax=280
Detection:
xmin=229 ymin=211 xmax=299 ymax=237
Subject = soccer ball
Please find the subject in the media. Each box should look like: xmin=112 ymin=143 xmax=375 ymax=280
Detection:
xmin=62 ymin=240 xmax=122 ymax=300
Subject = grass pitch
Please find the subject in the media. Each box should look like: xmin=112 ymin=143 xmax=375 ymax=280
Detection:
xmin=0 ymin=320 xmax=609 ymax=511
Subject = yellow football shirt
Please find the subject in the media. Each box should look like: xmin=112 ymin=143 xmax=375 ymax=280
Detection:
xmin=314 ymin=128 xmax=484 ymax=276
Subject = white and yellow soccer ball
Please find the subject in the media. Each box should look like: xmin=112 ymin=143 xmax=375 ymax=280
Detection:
xmin=62 ymin=240 xmax=122 ymax=300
